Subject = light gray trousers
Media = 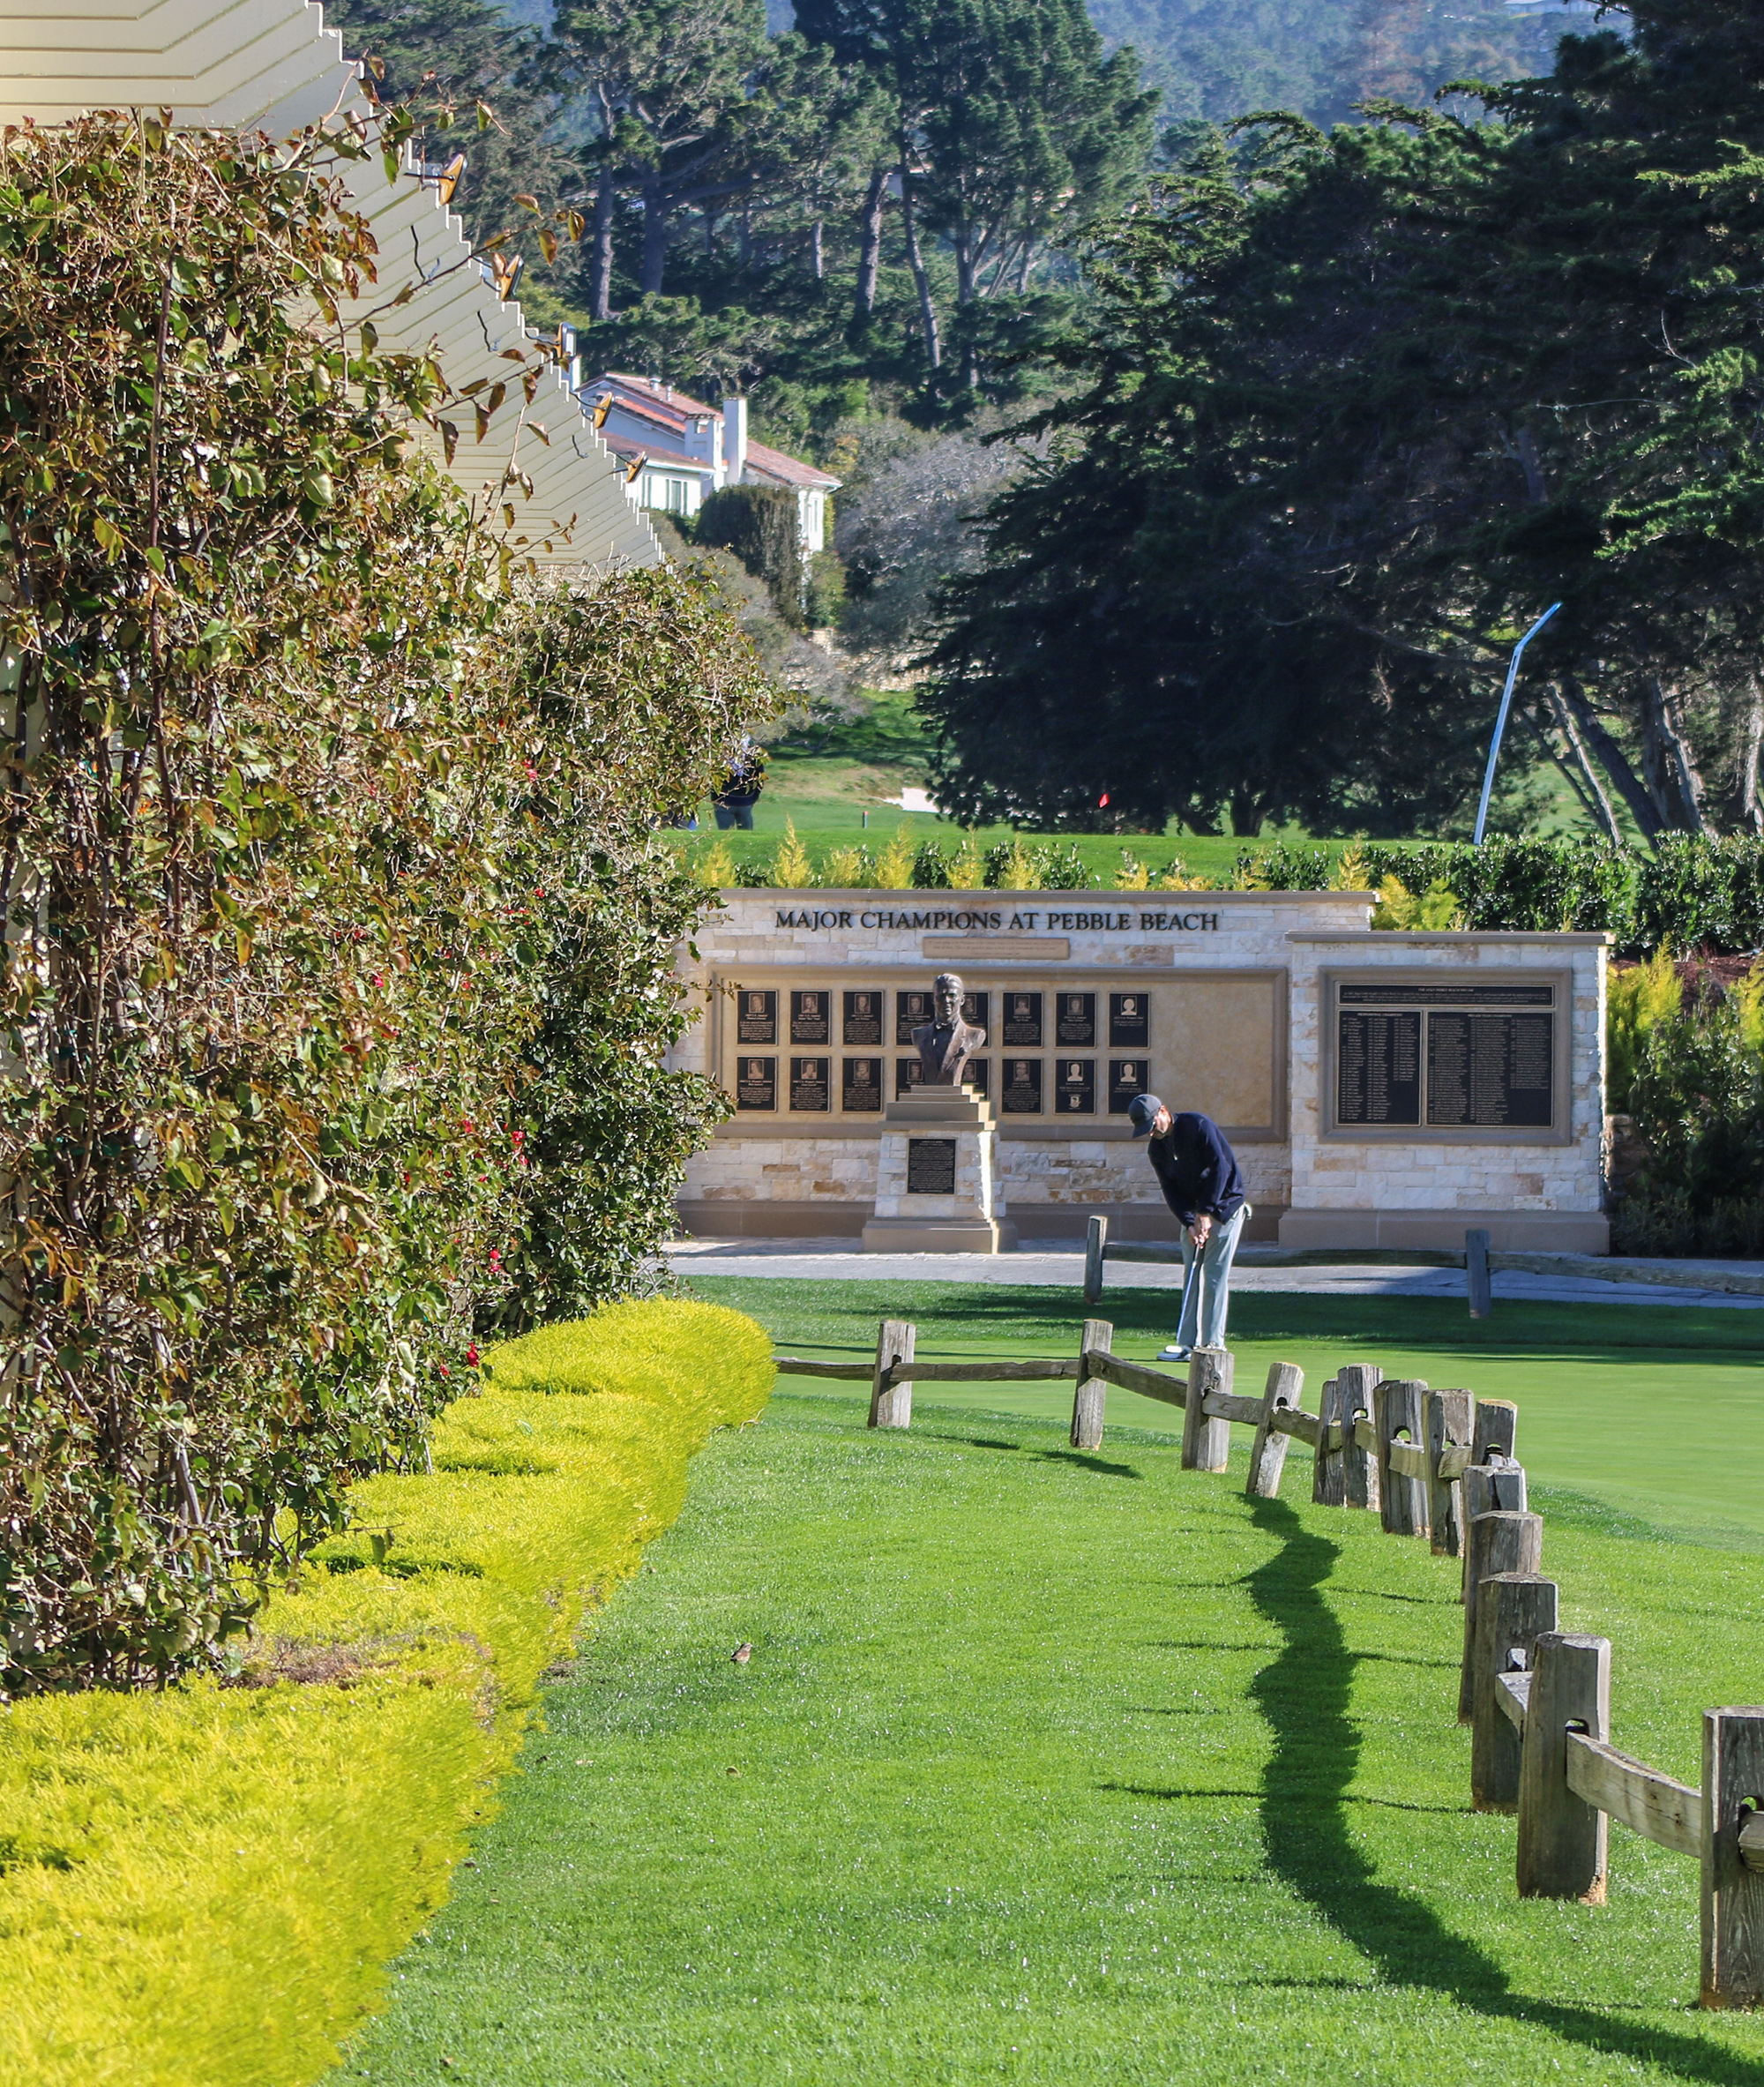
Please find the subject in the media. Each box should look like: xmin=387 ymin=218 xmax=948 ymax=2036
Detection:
xmin=1173 ymin=1205 xmax=1249 ymax=1351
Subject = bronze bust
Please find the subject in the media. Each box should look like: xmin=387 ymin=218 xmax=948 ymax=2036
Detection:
xmin=912 ymin=971 xmax=985 ymax=1087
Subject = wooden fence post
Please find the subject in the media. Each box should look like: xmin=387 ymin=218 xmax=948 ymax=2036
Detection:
xmin=869 ymin=1319 xmax=916 ymax=1430
xmin=1517 ymin=1632 xmax=1610 ymax=1903
xmin=1312 ymin=1377 xmax=1344 ymax=1505
xmin=1459 ymin=1509 xmax=1544 ymax=1722
xmin=1084 ymin=1215 xmax=1109 ymax=1305
xmin=1337 ymin=1363 xmax=1382 ymax=1511
xmin=1460 ymin=1462 xmax=1529 ymax=1603
xmin=1466 ymin=1227 xmax=1492 ymax=1320
xmin=1070 ymin=1319 xmax=1112 ymax=1451
xmin=1471 ymin=1573 xmax=1558 ymax=1813
xmin=1701 ymin=1707 xmax=1764 ymax=2008
xmin=1425 ymin=1388 xmax=1473 ymax=1557
xmin=1246 ymin=1363 xmax=1304 ymax=1500
xmin=1182 ymin=1347 xmax=1233 ymax=1472
xmin=1375 ymin=1379 xmax=1430 ymax=1537
xmin=1472 ymin=1399 xmax=1518 ymax=1465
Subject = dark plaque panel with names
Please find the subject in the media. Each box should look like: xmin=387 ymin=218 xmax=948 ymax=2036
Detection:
xmin=906 ymin=1137 xmax=958 ymax=1195
xmin=896 ymin=989 xmax=934 ymax=1044
xmin=1427 ymin=1012 xmax=1553 ymax=1128
xmin=1342 ymin=984 xmax=1555 ymax=1009
xmin=1003 ymin=991 xmax=1043 ymax=1047
xmin=1109 ymin=992 xmax=1150 ymax=1049
xmin=1056 ymin=992 xmax=1095 ymax=1045
xmin=789 ymin=1056 xmax=830 ymax=1111
xmin=843 ymin=990 xmax=884 ymax=1046
xmin=736 ymin=1056 xmax=777 ymax=1111
xmin=1001 ymin=1058 xmax=1043 ymax=1113
xmin=790 ymin=991 xmax=829 ymax=1045
xmin=736 ymin=990 xmax=776 ymax=1044
xmin=1109 ymin=1059 xmax=1147 ymax=1113
xmin=1337 ymin=1010 xmax=1421 ymax=1127
xmin=960 ymin=991 xmax=990 ymax=1031
xmin=841 ymin=1057 xmax=884 ymax=1111
xmin=895 ymin=1055 xmax=926 ymax=1099
xmin=1056 ymin=1058 xmax=1095 ymax=1113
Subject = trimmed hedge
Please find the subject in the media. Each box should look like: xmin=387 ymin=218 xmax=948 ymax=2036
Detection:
xmin=0 ymin=1299 xmax=773 ymax=2087
xmin=1246 ymin=835 xmax=1764 ymax=955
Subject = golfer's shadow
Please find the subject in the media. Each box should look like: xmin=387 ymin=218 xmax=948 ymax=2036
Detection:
xmin=1241 ymin=1496 xmax=1764 ymax=2085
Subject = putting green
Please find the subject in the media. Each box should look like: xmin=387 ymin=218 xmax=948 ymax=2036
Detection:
xmin=682 ymin=1277 xmax=1764 ymax=1547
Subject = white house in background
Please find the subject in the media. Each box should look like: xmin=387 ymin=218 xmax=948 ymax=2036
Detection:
xmin=584 ymin=373 xmax=839 ymax=552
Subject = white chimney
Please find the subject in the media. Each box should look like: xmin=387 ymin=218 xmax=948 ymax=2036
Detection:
xmin=726 ymin=395 xmax=748 ymax=484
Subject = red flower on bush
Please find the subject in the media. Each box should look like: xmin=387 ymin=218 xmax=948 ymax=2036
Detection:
xmin=466 ymin=1344 xmax=480 ymax=1366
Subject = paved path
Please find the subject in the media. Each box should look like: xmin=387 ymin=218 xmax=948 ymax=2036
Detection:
xmin=668 ymin=1238 xmax=1764 ymax=1311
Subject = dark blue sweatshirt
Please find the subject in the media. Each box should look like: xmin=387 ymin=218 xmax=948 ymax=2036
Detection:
xmin=1147 ymin=1111 xmax=1246 ymax=1228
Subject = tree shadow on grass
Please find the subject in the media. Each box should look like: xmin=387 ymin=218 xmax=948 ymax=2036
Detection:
xmin=1245 ymin=1496 xmax=1764 ymax=2085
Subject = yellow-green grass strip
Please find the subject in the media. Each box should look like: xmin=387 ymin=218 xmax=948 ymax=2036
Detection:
xmin=0 ymin=1298 xmax=772 ymax=2087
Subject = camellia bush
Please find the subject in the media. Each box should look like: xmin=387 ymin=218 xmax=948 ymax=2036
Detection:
xmin=0 ymin=115 xmax=768 ymax=1691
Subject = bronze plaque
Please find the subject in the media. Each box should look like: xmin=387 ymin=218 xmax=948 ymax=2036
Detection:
xmin=789 ymin=1056 xmax=830 ymax=1111
xmin=896 ymin=989 xmax=933 ymax=1044
xmin=1001 ymin=1058 xmax=1043 ymax=1113
xmin=906 ymin=1137 xmax=957 ymax=1195
xmin=843 ymin=990 xmax=883 ymax=1045
xmin=1056 ymin=992 xmax=1095 ymax=1045
xmin=964 ymin=1058 xmax=990 ymax=1099
xmin=1109 ymin=1059 xmax=1147 ymax=1114
xmin=1426 ymin=1012 xmax=1553 ymax=1128
xmin=736 ymin=1056 xmax=776 ymax=1111
xmin=1056 ymin=1058 xmax=1095 ymax=1113
xmin=1109 ymin=991 xmax=1149 ymax=1049
xmin=1337 ymin=1010 xmax=1421 ymax=1126
xmin=1003 ymin=991 xmax=1043 ymax=1047
xmin=736 ymin=989 xmax=776 ymax=1044
xmin=895 ymin=1056 xmax=926 ymax=1099
xmin=960 ymin=990 xmax=989 ymax=1029
xmin=790 ymin=990 xmax=829 ymax=1045
xmin=841 ymin=1056 xmax=883 ymax=1111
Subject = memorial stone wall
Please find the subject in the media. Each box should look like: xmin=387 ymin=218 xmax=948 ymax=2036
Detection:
xmin=669 ymin=888 xmax=1610 ymax=1253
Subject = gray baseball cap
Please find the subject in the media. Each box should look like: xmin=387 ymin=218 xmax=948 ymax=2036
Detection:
xmin=1126 ymin=1092 xmax=1164 ymax=1137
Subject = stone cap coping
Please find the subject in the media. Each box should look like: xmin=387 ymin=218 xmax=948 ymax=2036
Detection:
xmin=1286 ymin=930 xmax=1611 ymax=946
xmin=712 ymin=887 xmax=1379 ymax=903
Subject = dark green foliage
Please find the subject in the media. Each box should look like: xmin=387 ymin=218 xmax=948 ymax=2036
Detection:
xmin=1613 ymin=981 xmax=1764 ymax=1257
xmin=1610 ymin=1185 xmax=1764 ymax=1259
xmin=929 ymin=0 xmax=1764 ymax=838
xmin=324 ymin=0 xmax=559 ymax=246
xmin=697 ymin=483 xmax=806 ymax=625
xmin=911 ymin=840 xmax=953 ymax=886
xmin=0 ymin=118 xmax=770 ymax=1692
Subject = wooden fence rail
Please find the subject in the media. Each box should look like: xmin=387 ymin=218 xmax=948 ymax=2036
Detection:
xmin=772 ymin=1314 xmax=1764 ymax=2008
xmin=1079 ymin=1211 xmax=1764 ymax=1312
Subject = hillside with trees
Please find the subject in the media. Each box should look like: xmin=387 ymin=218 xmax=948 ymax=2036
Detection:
xmin=921 ymin=0 xmax=1764 ymax=840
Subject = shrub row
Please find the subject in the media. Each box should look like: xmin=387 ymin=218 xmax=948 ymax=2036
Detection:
xmin=1250 ymin=836 xmax=1764 ymax=955
xmin=0 ymin=1299 xmax=774 ymax=2087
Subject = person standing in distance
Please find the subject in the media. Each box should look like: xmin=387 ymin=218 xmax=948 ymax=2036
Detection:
xmin=1125 ymin=1093 xmax=1251 ymax=1361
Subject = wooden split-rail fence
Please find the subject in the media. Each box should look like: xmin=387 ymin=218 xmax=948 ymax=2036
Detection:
xmin=774 ymin=1322 xmax=1764 ymax=2008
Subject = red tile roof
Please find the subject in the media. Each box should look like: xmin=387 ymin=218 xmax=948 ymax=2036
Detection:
xmin=744 ymin=437 xmax=839 ymax=490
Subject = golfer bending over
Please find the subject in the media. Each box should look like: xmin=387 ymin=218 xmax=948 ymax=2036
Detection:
xmin=1125 ymin=1093 xmax=1250 ymax=1361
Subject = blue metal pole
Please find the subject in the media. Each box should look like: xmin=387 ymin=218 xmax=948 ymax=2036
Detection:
xmin=1473 ymin=602 xmax=1563 ymax=845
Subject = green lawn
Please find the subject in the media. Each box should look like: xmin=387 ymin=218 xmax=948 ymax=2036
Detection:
xmin=333 ymin=1389 xmax=1764 ymax=2086
xmin=683 ymin=1277 xmax=1764 ymax=1545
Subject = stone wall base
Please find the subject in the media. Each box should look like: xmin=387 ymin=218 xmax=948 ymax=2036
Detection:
xmin=674 ymin=1197 xmax=1285 ymax=1242
xmin=1278 ymin=1206 xmax=1611 ymax=1254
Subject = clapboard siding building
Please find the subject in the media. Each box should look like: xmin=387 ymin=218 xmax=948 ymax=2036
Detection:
xmin=0 ymin=0 xmax=660 ymax=569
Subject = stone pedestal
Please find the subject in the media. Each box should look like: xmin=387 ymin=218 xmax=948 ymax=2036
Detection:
xmin=862 ymin=1086 xmax=1017 ymax=1253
